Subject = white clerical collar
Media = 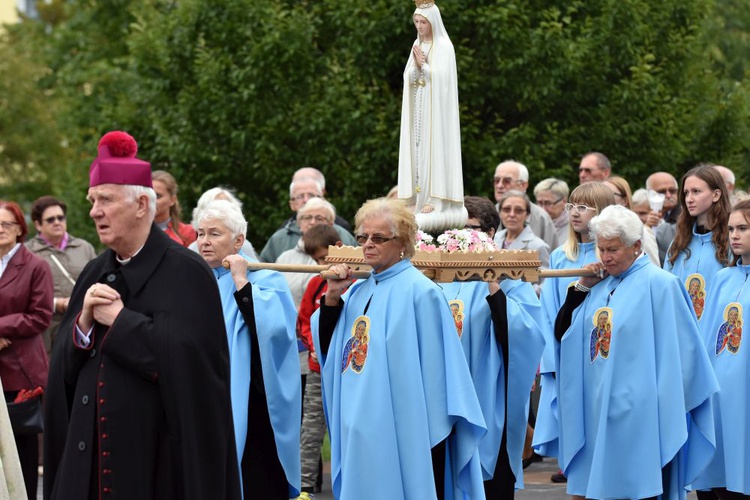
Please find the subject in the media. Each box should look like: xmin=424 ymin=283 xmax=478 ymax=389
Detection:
xmin=116 ymin=244 xmax=145 ymax=265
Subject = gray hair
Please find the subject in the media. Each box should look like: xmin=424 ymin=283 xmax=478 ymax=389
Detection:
xmin=195 ymin=200 xmax=247 ymax=238
xmin=631 ymin=188 xmax=649 ymax=206
xmin=589 ymin=205 xmax=643 ymax=247
xmin=122 ymin=185 xmax=157 ymax=220
xmin=289 ymin=176 xmax=323 ymax=198
xmin=498 ymin=189 xmax=531 ymax=214
xmin=293 ymin=167 xmax=326 ymax=190
xmin=533 ymin=177 xmax=569 ymax=199
xmin=192 ymin=187 xmax=242 ymax=227
xmin=297 ymin=197 xmax=336 ymax=222
xmin=496 ymin=160 xmax=529 ymax=182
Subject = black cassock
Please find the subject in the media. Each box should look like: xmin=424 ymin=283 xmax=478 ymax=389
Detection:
xmin=44 ymin=226 xmax=241 ymax=500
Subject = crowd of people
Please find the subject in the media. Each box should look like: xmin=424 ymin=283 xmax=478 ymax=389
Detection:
xmin=0 ymin=121 xmax=747 ymax=500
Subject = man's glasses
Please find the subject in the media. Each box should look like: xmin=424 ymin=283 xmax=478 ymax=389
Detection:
xmin=655 ymin=188 xmax=678 ymax=196
xmin=536 ymin=198 xmax=563 ymax=208
xmin=494 ymin=177 xmax=520 ymax=186
xmin=290 ymin=193 xmax=321 ymax=202
xmin=0 ymin=221 xmax=19 ymax=230
xmin=355 ymin=234 xmax=396 ymax=245
xmin=44 ymin=215 xmax=66 ymax=224
xmin=564 ymin=203 xmax=596 ymax=214
xmin=299 ymin=214 xmax=329 ymax=223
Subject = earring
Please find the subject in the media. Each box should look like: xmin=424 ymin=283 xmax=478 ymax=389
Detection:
xmin=400 ymin=251 xmax=405 ymax=259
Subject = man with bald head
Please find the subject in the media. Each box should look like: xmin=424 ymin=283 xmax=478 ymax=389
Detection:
xmin=713 ymin=165 xmax=735 ymax=195
xmin=578 ymin=152 xmax=611 ymax=184
xmin=493 ymin=160 xmax=558 ymax=250
xmin=647 ymin=171 xmax=681 ymax=264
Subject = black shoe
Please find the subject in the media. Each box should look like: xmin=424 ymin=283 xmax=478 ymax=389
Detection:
xmin=551 ymin=472 xmax=567 ymax=483
xmin=522 ymin=452 xmax=544 ymax=469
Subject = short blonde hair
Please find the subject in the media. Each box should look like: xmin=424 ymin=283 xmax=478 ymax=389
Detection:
xmin=297 ymin=197 xmax=336 ymax=223
xmin=354 ymin=198 xmax=417 ymax=258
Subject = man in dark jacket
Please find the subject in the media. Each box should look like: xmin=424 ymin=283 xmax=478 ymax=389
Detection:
xmin=43 ymin=131 xmax=240 ymax=500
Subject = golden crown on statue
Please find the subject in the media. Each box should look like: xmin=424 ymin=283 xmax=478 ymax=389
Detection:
xmin=414 ymin=0 xmax=435 ymax=8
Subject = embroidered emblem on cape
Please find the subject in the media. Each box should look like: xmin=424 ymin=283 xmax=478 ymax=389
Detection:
xmin=716 ymin=302 xmax=743 ymax=355
xmin=449 ymin=300 xmax=465 ymax=338
xmin=685 ymin=273 xmax=706 ymax=320
xmin=342 ymin=316 xmax=370 ymax=374
xmin=590 ymin=307 xmax=613 ymax=362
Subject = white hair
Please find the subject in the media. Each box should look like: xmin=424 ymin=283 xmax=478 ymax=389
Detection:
xmin=293 ymin=167 xmax=326 ymax=190
xmin=297 ymin=197 xmax=336 ymax=222
xmin=289 ymin=177 xmax=323 ymax=198
xmin=122 ymin=185 xmax=157 ymax=220
xmin=533 ymin=177 xmax=569 ymax=198
xmin=589 ymin=205 xmax=643 ymax=247
xmin=631 ymin=188 xmax=649 ymax=206
xmin=192 ymin=187 xmax=242 ymax=227
xmin=496 ymin=160 xmax=529 ymax=182
xmin=195 ymin=200 xmax=247 ymax=238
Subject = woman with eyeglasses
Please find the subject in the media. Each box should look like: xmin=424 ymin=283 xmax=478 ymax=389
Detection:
xmin=553 ymin=205 xmax=717 ymax=500
xmin=692 ymin=199 xmax=750 ymax=500
xmin=533 ymin=182 xmax=615 ymax=482
xmin=26 ymin=196 xmax=97 ymax=354
xmin=664 ymin=165 xmax=731 ymax=321
xmin=0 ymin=200 xmax=54 ymax=499
xmin=534 ymin=178 xmax=570 ymax=247
xmin=314 ymin=197 xmax=486 ymax=500
xmin=494 ymin=190 xmax=550 ymax=271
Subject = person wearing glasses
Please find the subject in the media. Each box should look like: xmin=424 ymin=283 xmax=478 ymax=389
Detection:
xmin=260 ymin=176 xmax=356 ymax=263
xmin=494 ymin=191 xmax=550 ymax=276
xmin=534 ymin=182 xmax=615 ymax=484
xmin=0 ymin=200 xmax=54 ymax=499
xmin=647 ymin=171 xmax=681 ymax=263
xmin=577 ymin=152 xmax=611 ymax=184
xmin=314 ymin=197 xmax=486 ymax=500
xmin=195 ymin=200 xmax=301 ymax=499
xmin=494 ymin=160 xmax=559 ymax=251
xmin=553 ymin=205 xmax=717 ymax=500
xmin=664 ymin=165 xmax=731 ymax=321
xmin=533 ymin=178 xmax=570 ymax=246
xmin=26 ymin=196 xmax=97 ymax=354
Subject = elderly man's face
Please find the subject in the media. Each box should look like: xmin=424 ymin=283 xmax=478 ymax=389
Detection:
xmin=298 ymin=207 xmax=333 ymax=234
xmin=87 ymin=184 xmax=144 ymax=255
xmin=578 ymin=155 xmax=609 ymax=184
xmin=648 ymin=173 xmax=679 ymax=211
xmin=289 ymin=179 xmax=323 ymax=213
xmin=196 ymin=218 xmax=243 ymax=269
xmin=493 ymin=164 xmax=527 ymax=201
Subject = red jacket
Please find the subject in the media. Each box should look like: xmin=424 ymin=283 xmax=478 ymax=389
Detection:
xmin=0 ymin=244 xmax=53 ymax=390
xmin=165 ymin=220 xmax=197 ymax=247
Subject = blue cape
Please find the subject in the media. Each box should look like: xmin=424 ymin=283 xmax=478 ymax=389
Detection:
xmin=558 ymin=257 xmax=718 ymax=499
xmin=663 ymin=227 xmax=726 ymax=321
xmin=441 ymin=279 xmax=544 ymax=488
xmin=313 ymin=259 xmax=486 ymax=500
xmin=692 ymin=261 xmax=750 ymax=494
xmin=213 ymin=254 xmax=301 ymax=497
xmin=534 ymin=241 xmax=597 ymax=458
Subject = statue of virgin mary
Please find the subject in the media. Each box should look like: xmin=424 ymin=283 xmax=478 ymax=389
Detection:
xmin=397 ymin=0 xmax=467 ymax=232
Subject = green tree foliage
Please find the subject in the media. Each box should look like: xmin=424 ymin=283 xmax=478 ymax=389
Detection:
xmin=3 ymin=0 xmax=749 ymax=247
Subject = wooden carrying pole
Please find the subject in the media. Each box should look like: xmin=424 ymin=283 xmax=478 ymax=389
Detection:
xmin=232 ymin=247 xmax=594 ymax=283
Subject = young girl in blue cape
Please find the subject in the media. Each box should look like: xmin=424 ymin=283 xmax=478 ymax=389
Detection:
xmin=692 ymin=199 xmax=750 ymax=499
xmin=664 ymin=165 xmax=731 ymax=321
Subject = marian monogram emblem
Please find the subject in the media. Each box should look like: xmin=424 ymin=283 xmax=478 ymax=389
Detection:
xmin=590 ymin=307 xmax=613 ymax=363
xmin=685 ymin=273 xmax=706 ymax=320
xmin=716 ymin=302 xmax=743 ymax=355
xmin=449 ymin=300 xmax=465 ymax=338
xmin=342 ymin=316 xmax=370 ymax=374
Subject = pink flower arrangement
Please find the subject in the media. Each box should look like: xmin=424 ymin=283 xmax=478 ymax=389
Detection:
xmin=436 ymin=229 xmax=498 ymax=253
xmin=415 ymin=230 xmax=437 ymax=252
